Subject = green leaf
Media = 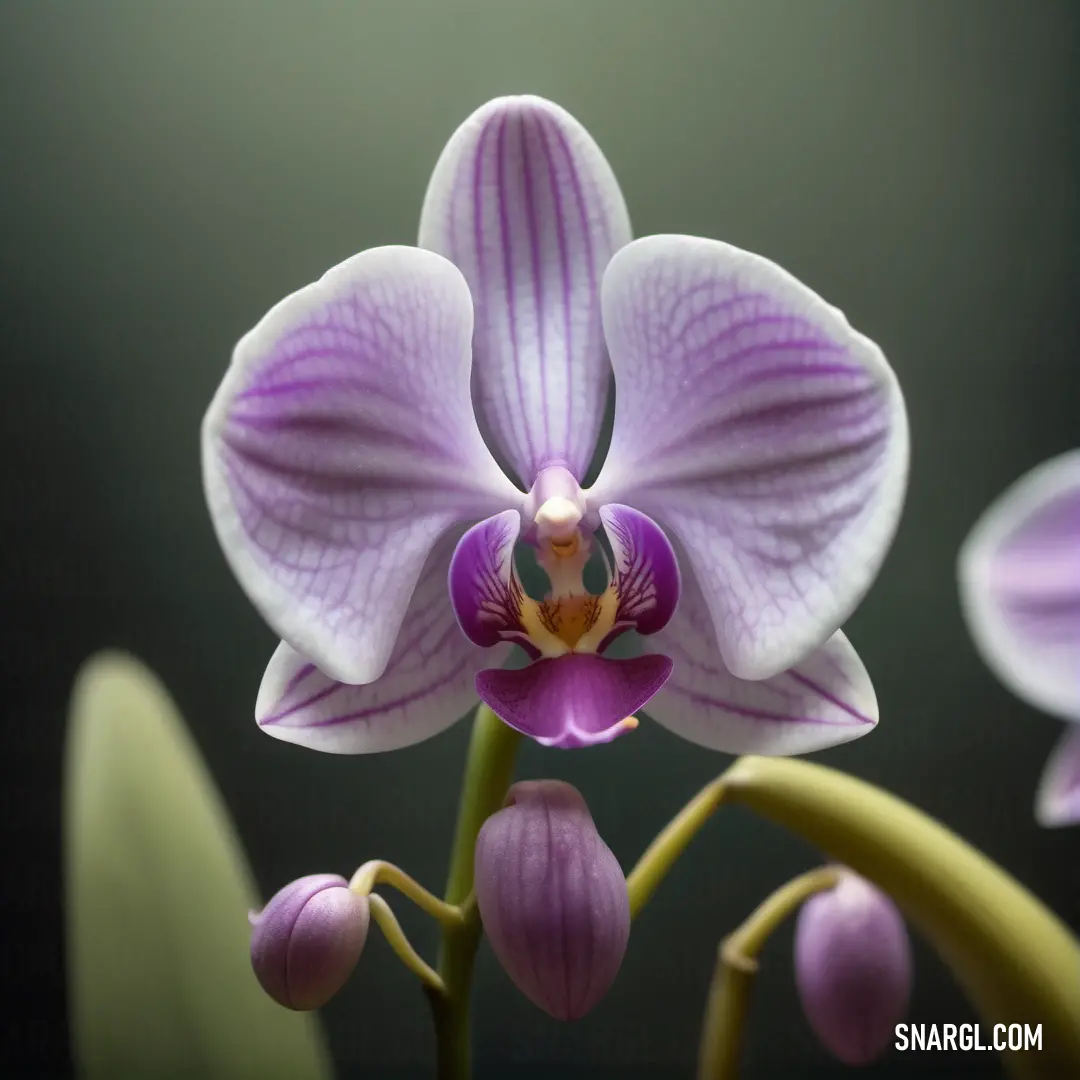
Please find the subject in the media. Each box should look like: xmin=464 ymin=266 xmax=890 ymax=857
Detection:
xmin=64 ymin=650 xmax=333 ymax=1080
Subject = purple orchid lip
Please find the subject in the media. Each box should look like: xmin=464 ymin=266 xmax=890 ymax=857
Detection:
xmin=475 ymin=653 xmax=672 ymax=749
xmin=203 ymin=94 xmax=907 ymax=757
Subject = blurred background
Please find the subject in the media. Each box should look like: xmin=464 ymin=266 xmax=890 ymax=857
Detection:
xmin=3 ymin=1 xmax=1078 ymax=1077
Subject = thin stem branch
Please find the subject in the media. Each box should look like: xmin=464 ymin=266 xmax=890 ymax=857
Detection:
xmin=625 ymin=776 xmax=726 ymax=918
xmin=367 ymin=893 xmax=445 ymax=993
xmin=349 ymin=860 xmax=465 ymax=928
xmin=697 ymin=867 xmax=840 ymax=1080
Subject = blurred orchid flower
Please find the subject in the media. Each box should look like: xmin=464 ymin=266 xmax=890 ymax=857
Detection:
xmin=958 ymin=450 xmax=1080 ymax=826
xmin=202 ymin=95 xmax=908 ymax=754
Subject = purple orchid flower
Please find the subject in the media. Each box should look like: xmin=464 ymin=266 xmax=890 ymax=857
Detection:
xmin=202 ymin=95 xmax=908 ymax=753
xmin=958 ymin=450 xmax=1080 ymax=826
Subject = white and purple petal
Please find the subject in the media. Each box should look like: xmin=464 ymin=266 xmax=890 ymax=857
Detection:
xmin=597 ymin=503 xmax=680 ymax=639
xmin=958 ymin=449 xmax=1080 ymax=723
xmin=643 ymin=559 xmax=877 ymax=755
xmin=1035 ymin=725 xmax=1080 ymax=828
xmin=202 ymin=246 xmax=520 ymax=685
xmin=255 ymin=534 xmax=509 ymax=753
xmin=476 ymin=653 xmax=672 ymax=749
xmin=419 ymin=95 xmax=631 ymax=485
xmin=589 ymin=235 xmax=908 ymax=681
xmin=448 ymin=510 xmax=532 ymax=652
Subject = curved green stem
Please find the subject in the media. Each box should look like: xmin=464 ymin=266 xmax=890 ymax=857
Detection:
xmin=425 ymin=705 xmax=521 ymax=1080
xmin=348 ymin=860 xmax=465 ymax=928
xmin=626 ymin=776 xmax=725 ymax=918
xmin=367 ymin=894 xmax=444 ymax=992
xmin=721 ymin=756 xmax=1080 ymax=1080
xmin=697 ymin=867 xmax=840 ymax=1080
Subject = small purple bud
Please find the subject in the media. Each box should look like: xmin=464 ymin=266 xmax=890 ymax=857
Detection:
xmin=249 ymin=873 xmax=370 ymax=1010
xmin=794 ymin=870 xmax=912 ymax=1065
xmin=475 ymin=779 xmax=630 ymax=1021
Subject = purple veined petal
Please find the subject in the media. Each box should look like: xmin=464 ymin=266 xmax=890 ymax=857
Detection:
xmin=202 ymin=245 xmax=521 ymax=685
xmin=958 ymin=449 xmax=1080 ymax=724
xmin=256 ymin=532 xmax=511 ymax=753
xmin=419 ymin=95 xmax=632 ymax=485
xmin=597 ymin=503 xmax=680 ymax=639
xmin=589 ymin=235 xmax=908 ymax=681
xmin=642 ymin=557 xmax=876 ymax=755
xmin=448 ymin=509 xmax=528 ymax=650
xmin=1035 ymin=725 xmax=1080 ymax=827
xmin=476 ymin=653 xmax=672 ymax=749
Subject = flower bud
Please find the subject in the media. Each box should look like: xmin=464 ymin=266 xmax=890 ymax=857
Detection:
xmin=794 ymin=870 xmax=912 ymax=1065
xmin=475 ymin=780 xmax=630 ymax=1020
xmin=249 ymin=873 xmax=369 ymax=1010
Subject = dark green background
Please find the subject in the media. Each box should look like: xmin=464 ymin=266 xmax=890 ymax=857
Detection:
xmin=3 ymin=2 xmax=1077 ymax=1077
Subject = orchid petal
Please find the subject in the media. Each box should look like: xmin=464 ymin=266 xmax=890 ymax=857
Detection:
xmin=255 ymin=534 xmax=508 ymax=753
xmin=202 ymin=245 xmax=520 ymax=685
xmin=598 ymin=504 xmax=680 ymax=637
xmin=643 ymin=559 xmax=876 ymax=755
xmin=448 ymin=510 xmax=526 ymax=649
xmin=590 ymin=235 xmax=908 ymax=680
xmin=476 ymin=653 xmax=672 ymax=749
xmin=419 ymin=95 xmax=632 ymax=485
xmin=1035 ymin=726 xmax=1080 ymax=828
xmin=958 ymin=450 xmax=1080 ymax=723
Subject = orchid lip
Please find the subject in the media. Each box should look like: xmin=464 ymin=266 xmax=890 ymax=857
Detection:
xmin=475 ymin=653 xmax=673 ymax=749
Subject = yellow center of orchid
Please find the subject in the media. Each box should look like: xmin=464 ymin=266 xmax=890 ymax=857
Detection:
xmin=517 ymin=527 xmax=619 ymax=658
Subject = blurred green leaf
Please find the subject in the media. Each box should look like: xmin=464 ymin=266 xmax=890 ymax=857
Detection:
xmin=64 ymin=650 xmax=333 ymax=1080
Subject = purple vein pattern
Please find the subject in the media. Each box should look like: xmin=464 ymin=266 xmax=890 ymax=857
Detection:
xmin=419 ymin=95 xmax=632 ymax=485
xmin=256 ymin=530 xmax=510 ymax=753
xmin=202 ymin=246 xmax=519 ymax=685
xmin=475 ymin=780 xmax=630 ymax=1020
xmin=590 ymin=235 xmax=908 ymax=682
xmin=448 ymin=509 xmax=526 ymax=649
xmin=597 ymin=503 xmax=680 ymax=636
xmin=643 ymin=540 xmax=877 ymax=756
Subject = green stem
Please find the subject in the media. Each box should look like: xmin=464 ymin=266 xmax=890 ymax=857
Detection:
xmin=348 ymin=860 xmax=464 ymax=928
xmin=626 ymin=776 xmax=725 ymax=918
xmin=697 ymin=867 xmax=840 ymax=1080
xmin=367 ymin=894 xmax=445 ymax=992
xmin=425 ymin=705 xmax=522 ymax=1080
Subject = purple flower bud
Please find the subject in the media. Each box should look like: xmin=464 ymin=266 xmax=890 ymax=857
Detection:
xmin=249 ymin=873 xmax=369 ymax=1010
xmin=794 ymin=870 xmax=912 ymax=1065
xmin=475 ymin=779 xmax=630 ymax=1021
